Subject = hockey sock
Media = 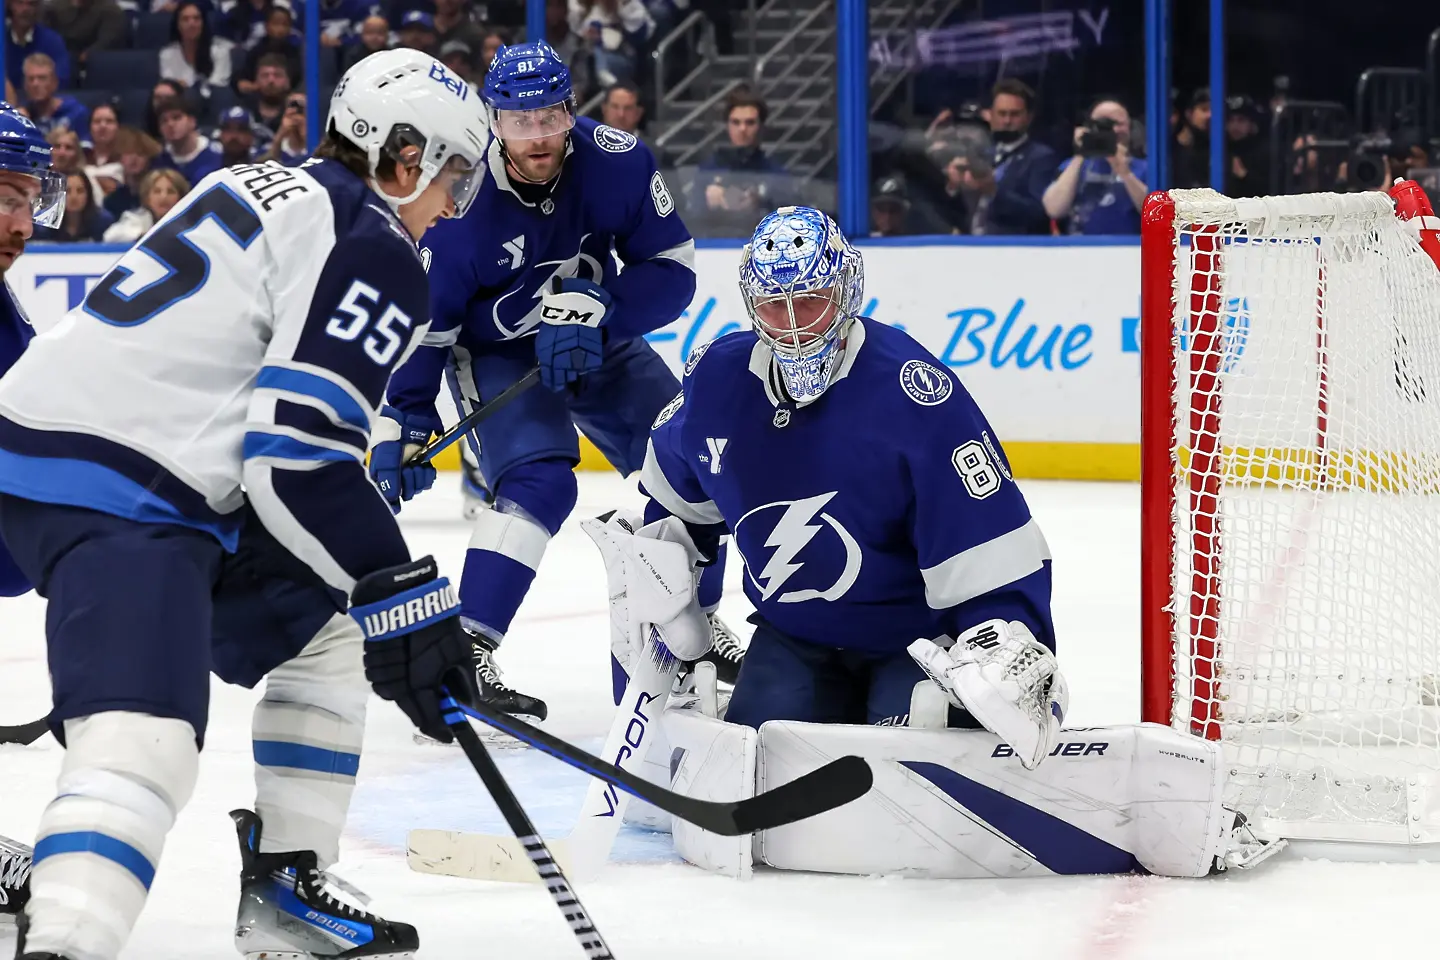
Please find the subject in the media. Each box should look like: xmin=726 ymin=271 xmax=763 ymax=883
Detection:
xmin=252 ymin=613 xmax=369 ymax=868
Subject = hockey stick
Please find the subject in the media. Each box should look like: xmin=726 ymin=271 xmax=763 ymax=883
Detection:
xmin=410 ymin=630 xmax=681 ymax=884
xmin=437 ymin=692 xmax=873 ymax=835
xmin=441 ymin=698 xmax=615 ymax=960
xmin=408 ymin=367 xmax=541 ymax=465
xmin=0 ymin=718 xmax=48 ymax=745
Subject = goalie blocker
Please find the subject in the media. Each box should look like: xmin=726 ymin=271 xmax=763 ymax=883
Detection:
xmin=663 ymin=694 xmax=1281 ymax=879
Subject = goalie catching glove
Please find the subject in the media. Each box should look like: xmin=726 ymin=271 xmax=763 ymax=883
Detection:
xmin=351 ymin=555 xmax=481 ymax=742
xmin=909 ymin=619 xmax=1068 ymax=770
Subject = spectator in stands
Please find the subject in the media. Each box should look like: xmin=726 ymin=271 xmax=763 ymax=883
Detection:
xmin=41 ymin=0 xmax=124 ymax=75
xmin=5 ymin=0 xmax=69 ymax=90
xmin=84 ymin=102 xmax=121 ymax=193
xmin=153 ymin=95 xmax=223 ymax=185
xmin=479 ymin=26 xmax=507 ymax=74
xmin=433 ymin=0 xmax=484 ymax=62
xmin=39 ymin=171 xmax=113 ymax=241
xmin=397 ymin=11 xmax=437 ymax=55
xmin=1042 ymin=98 xmax=1148 ymax=235
xmin=223 ymin=0 xmax=271 ymax=47
xmin=1172 ymin=88 xmax=1211 ymax=189
xmin=145 ymin=79 xmax=188 ymax=138
xmin=569 ymin=0 xmax=652 ymax=87
xmin=439 ymin=39 xmax=477 ymax=91
xmin=696 ymin=87 xmax=787 ymax=236
xmin=601 ymin=80 xmax=667 ymax=164
xmin=22 ymin=54 xmax=87 ymax=137
xmin=340 ymin=14 xmax=389 ymax=72
xmin=237 ymin=2 xmax=303 ymax=95
xmin=545 ymin=0 xmax=591 ymax=101
xmin=161 ymin=1 xmax=237 ymax=88
xmin=870 ymin=173 xmax=916 ymax=237
xmin=104 ymin=167 xmax=189 ymax=244
xmin=102 ymin=126 xmax=162 ymax=219
xmin=218 ymin=106 xmax=259 ymax=165
xmin=45 ymin=127 xmax=83 ymax=175
xmin=318 ymin=0 xmax=370 ymax=49
xmin=245 ymin=53 xmax=292 ymax=135
xmin=261 ymin=90 xmax=306 ymax=166
xmin=1224 ymin=94 xmax=1267 ymax=198
xmin=967 ymin=79 xmax=1054 ymax=236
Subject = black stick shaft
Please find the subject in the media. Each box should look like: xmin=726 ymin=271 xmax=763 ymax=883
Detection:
xmin=448 ymin=717 xmax=616 ymax=960
xmin=409 ymin=367 xmax=541 ymax=464
xmin=0 ymin=718 xmax=48 ymax=745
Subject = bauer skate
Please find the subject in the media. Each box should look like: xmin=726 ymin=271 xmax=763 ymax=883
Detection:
xmin=0 ymin=834 xmax=31 ymax=925
xmin=678 ymin=613 xmax=746 ymax=690
xmin=412 ymin=635 xmax=547 ymax=748
xmin=231 ymin=810 xmax=417 ymax=960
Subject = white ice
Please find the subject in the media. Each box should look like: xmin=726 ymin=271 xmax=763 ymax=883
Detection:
xmin=3 ymin=475 xmax=1438 ymax=960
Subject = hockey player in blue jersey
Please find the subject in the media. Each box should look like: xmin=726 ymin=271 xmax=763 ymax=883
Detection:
xmin=634 ymin=206 xmax=1068 ymax=768
xmin=0 ymin=99 xmax=66 ymax=930
xmin=0 ymin=51 xmax=490 ymax=960
xmin=374 ymin=41 xmax=742 ymax=724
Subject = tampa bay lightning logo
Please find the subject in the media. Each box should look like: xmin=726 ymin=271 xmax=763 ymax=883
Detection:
xmin=733 ymin=492 xmax=862 ymax=604
xmin=683 ymin=338 xmax=714 ymax=376
xmin=593 ymin=124 xmax=637 ymax=153
xmin=899 ymin=359 xmax=952 ymax=406
xmin=492 ymin=234 xmax=606 ymax=339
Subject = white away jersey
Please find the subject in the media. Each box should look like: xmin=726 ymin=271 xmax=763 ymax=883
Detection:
xmin=0 ymin=159 xmax=428 ymax=591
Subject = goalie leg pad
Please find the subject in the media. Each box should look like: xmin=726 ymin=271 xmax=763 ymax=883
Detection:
xmin=252 ymin=612 xmax=369 ymax=868
xmin=665 ymin=698 xmax=756 ymax=879
xmin=27 ymin=711 xmax=198 ymax=960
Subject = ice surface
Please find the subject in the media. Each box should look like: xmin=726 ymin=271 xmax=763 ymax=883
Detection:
xmin=4 ymin=475 xmax=1438 ymax=959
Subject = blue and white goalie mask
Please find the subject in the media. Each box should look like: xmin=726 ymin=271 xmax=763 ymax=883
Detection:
xmin=740 ymin=206 xmax=864 ymax=403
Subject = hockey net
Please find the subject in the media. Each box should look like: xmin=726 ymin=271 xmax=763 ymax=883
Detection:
xmin=1140 ymin=187 xmax=1440 ymax=845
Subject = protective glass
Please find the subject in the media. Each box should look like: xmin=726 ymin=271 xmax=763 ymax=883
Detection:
xmin=492 ymin=103 xmax=575 ymax=141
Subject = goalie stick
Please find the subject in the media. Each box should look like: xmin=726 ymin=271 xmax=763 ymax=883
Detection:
xmin=443 ymin=697 xmax=615 ymax=960
xmin=0 ymin=718 xmax=48 ymax=745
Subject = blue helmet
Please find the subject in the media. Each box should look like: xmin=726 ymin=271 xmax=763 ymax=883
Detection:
xmin=482 ymin=41 xmax=573 ymax=112
xmin=739 ymin=206 xmax=864 ymax=403
xmin=0 ymin=102 xmax=64 ymax=229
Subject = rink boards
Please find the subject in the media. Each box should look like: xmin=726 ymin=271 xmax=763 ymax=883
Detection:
xmin=7 ymin=238 xmax=1146 ymax=480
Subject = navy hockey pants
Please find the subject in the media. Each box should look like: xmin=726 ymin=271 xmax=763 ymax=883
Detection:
xmin=0 ymin=496 xmax=339 ymax=744
xmin=726 ymin=618 xmax=979 ymax=729
xmin=447 ymin=334 xmax=679 ymax=487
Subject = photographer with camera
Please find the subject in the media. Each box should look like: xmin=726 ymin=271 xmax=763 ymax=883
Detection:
xmin=1042 ymin=99 xmax=1148 ymax=235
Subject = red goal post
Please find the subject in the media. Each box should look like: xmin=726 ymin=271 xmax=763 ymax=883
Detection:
xmin=1139 ymin=182 xmax=1440 ymax=844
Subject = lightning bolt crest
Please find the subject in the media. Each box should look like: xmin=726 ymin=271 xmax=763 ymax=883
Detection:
xmin=756 ymin=492 xmax=837 ymax=601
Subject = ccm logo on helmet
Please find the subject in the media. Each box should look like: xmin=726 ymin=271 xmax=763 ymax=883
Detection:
xmin=428 ymin=62 xmax=468 ymax=100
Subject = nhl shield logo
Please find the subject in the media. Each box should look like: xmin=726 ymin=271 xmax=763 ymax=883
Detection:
xmin=898 ymin=359 xmax=952 ymax=406
xmin=419 ymin=247 xmax=432 ymax=273
xmin=540 ymin=198 xmax=555 ymax=215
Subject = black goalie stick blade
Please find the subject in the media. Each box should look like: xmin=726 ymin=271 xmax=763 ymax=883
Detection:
xmin=0 ymin=718 xmax=49 ymax=745
xmin=444 ymin=693 xmax=873 ymax=836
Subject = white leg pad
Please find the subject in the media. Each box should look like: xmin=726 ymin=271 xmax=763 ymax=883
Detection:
xmin=253 ymin=612 xmax=369 ymax=868
xmin=27 ymin=712 xmax=198 ymax=960
xmin=664 ymin=698 xmax=756 ymax=879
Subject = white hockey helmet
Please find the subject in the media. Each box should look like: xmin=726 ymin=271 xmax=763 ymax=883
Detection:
xmin=327 ymin=49 xmax=490 ymax=217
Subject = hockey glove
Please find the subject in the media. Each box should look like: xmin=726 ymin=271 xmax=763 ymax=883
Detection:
xmin=351 ymin=556 xmax=481 ymax=743
xmin=908 ymin=619 xmax=1068 ymax=771
xmin=536 ymin=277 xmax=610 ymax=392
xmin=368 ymin=405 xmax=440 ymax=513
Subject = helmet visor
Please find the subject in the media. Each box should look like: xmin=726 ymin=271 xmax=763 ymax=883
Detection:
xmin=0 ymin=169 xmax=67 ymax=229
xmin=431 ymin=151 xmax=484 ymax=218
xmin=492 ymin=103 xmax=575 ymax=141
xmin=752 ymin=290 xmax=841 ymax=356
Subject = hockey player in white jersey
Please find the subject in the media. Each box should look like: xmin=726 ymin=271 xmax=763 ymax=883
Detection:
xmin=607 ymin=206 xmax=1279 ymax=880
xmin=0 ymin=50 xmax=488 ymax=960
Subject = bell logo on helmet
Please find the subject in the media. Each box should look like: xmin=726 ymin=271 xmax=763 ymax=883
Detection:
xmin=428 ymin=62 xmax=468 ymax=99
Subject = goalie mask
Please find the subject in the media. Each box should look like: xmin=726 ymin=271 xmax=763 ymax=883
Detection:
xmin=739 ymin=206 xmax=864 ymax=403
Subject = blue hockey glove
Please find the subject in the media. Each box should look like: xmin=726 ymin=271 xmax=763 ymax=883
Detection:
xmin=368 ymin=405 xmax=441 ymax=514
xmin=536 ymin=277 xmax=611 ymax=392
xmin=352 ymin=556 xmax=481 ymax=743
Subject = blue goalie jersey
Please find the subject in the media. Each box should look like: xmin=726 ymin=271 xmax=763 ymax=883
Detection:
xmin=641 ymin=319 xmax=1056 ymax=654
xmin=386 ymin=119 xmax=695 ymax=413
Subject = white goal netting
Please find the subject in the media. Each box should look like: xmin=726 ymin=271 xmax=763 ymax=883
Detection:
xmin=1157 ymin=188 xmax=1440 ymax=843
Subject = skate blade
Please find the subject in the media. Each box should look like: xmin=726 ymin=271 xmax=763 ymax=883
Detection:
xmin=412 ymin=716 xmax=544 ymax=750
xmin=244 ymin=953 xmax=415 ymax=960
